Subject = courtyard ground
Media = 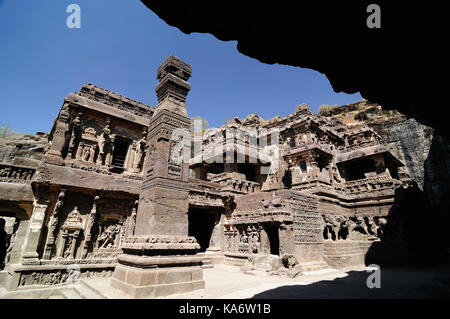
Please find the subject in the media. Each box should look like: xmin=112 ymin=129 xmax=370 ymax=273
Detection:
xmin=1 ymin=263 xmax=449 ymax=299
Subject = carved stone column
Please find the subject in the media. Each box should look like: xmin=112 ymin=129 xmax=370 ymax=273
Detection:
xmin=43 ymin=189 xmax=66 ymax=260
xmin=21 ymin=186 xmax=49 ymax=262
xmin=207 ymin=214 xmax=223 ymax=252
xmin=111 ymin=56 xmax=204 ymax=298
xmin=259 ymin=226 xmax=270 ymax=255
xmin=56 ymin=229 xmax=68 ymax=258
xmin=81 ymin=196 xmax=99 ymax=259
xmin=69 ymin=231 xmax=80 ymax=259
xmin=44 ymin=103 xmax=71 ymax=166
xmin=125 ymin=200 xmax=138 ymax=238
xmin=124 ymin=143 xmax=135 ymax=171
xmin=278 ymin=223 xmax=295 ymax=256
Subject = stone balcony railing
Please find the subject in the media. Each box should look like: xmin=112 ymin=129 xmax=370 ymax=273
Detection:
xmin=208 ymin=172 xmax=261 ymax=194
xmin=0 ymin=163 xmax=36 ymax=184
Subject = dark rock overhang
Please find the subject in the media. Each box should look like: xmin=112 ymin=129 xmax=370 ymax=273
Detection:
xmin=141 ymin=1 xmax=450 ymax=137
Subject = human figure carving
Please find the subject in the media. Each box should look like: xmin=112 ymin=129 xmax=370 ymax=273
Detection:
xmin=98 ymin=225 xmax=120 ymax=248
xmin=88 ymin=145 xmax=96 ymax=163
xmin=132 ymin=140 xmax=144 ymax=169
xmin=97 ymin=120 xmax=112 ymax=165
xmin=68 ymin=112 xmax=83 ymax=157
xmin=82 ymin=145 xmax=90 ymax=161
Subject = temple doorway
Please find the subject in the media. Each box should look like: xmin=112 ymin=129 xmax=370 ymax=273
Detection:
xmin=111 ymin=137 xmax=130 ymax=168
xmin=265 ymin=224 xmax=280 ymax=255
xmin=188 ymin=209 xmax=217 ymax=252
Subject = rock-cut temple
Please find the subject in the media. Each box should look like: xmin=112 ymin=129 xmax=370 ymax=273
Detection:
xmin=0 ymin=56 xmax=411 ymax=297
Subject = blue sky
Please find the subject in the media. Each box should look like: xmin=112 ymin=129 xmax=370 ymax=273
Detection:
xmin=0 ymin=0 xmax=361 ymax=134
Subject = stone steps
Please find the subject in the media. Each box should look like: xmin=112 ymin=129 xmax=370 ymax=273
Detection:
xmin=60 ymin=289 xmax=83 ymax=299
xmin=254 ymin=257 xmax=273 ymax=271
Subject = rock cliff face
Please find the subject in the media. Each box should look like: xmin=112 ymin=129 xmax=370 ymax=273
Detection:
xmin=423 ymin=134 xmax=450 ymax=230
xmin=0 ymin=133 xmax=47 ymax=166
xmin=368 ymin=116 xmax=434 ymax=189
xmin=326 ymin=101 xmax=435 ymax=189
xmin=328 ymin=102 xmax=450 ymax=253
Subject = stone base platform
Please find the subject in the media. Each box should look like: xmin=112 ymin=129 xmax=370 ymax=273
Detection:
xmin=111 ymin=254 xmax=205 ymax=298
xmin=323 ymin=240 xmax=410 ymax=269
xmin=3 ymin=260 xmax=116 ymax=291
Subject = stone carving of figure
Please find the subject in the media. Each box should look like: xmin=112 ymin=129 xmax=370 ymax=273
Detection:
xmin=323 ymin=215 xmax=340 ymax=240
xmin=105 ymin=135 xmax=115 ymax=166
xmin=3 ymin=219 xmax=18 ymax=267
xmin=125 ymin=201 xmax=138 ymax=237
xmin=376 ymin=217 xmax=388 ymax=239
xmin=240 ymin=229 xmax=249 ymax=244
xmin=88 ymin=145 xmax=96 ymax=163
xmin=82 ymin=145 xmax=90 ymax=161
xmin=96 ymin=120 xmax=112 ymax=166
xmin=132 ymin=140 xmax=144 ymax=170
xmin=366 ymin=217 xmax=379 ymax=237
xmin=295 ymin=134 xmax=302 ymax=147
xmin=68 ymin=112 xmax=83 ymax=157
xmin=98 ymin=225 xmax=120 ymax=248
xmin=0 ymin=167 xmax=10 ymax=178
xmin=63 ymin=237 xmax=73 ymax=259
xmin=248 ymin=226 xmax=259 ymax=254
xmin=354 ymin=216 xmax=369 ymax=235
xmin=283 ymin=137 xmax=292 ymax=151
xmin=85 ymin=197 xmax=98 ymax=237
xmin=49 ymin=191 xmax=65 ymax=235
xmin=66 ymin=206 xmax=82 ymax=225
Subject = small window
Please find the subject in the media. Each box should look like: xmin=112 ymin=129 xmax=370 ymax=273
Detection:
xmin=300 ymin=161 xmax=307 ymax=172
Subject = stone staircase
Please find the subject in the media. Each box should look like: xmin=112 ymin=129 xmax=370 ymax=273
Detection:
xmin=254 ymin=256 xmax=273 ymax=271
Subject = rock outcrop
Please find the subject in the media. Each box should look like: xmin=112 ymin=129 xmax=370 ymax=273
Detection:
xmin=326 ymin=102 xmax=450 ymax=255
xmin=0 ymin=133 xmax=47 ymax=167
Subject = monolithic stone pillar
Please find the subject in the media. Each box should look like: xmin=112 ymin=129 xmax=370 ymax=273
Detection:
xmin=56 ymin=229 xmax=68 ymax=259
xmin=111 ymin=56 xmax=204 ymax=298
xmin=81 ymin=196 xmax=99 ymax=259
xmin=43 ymin=189 xmax=66 ymax=260
xmin=259 ymin=226 xmax=270 ymax=255
xmin=21 ymin=201 xmax=48 ymax=262
xmin=278 ymin=223 xmax=295 ymax=256
xmin=207 ymin=213 xmax=224 ymax=252
xmin=69 ymin=231 xmax=80 ymax=259
xmin=44 ymin=103 xmax=71 ymax=166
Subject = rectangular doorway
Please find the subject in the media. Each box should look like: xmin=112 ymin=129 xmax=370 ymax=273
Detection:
xmin=265 ymin=224 xmax=280 ymax=255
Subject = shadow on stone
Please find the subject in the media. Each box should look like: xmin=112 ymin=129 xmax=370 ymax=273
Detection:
xmin=251 ymin=265 xmax=450 ymax=299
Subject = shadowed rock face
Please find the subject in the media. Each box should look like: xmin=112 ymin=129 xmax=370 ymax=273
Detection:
xmin=141 ymin=1 xmax=450 ymax=136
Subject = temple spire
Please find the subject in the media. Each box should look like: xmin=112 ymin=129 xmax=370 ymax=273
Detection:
xmin=154 ymin=55 xmax=192 ymax=117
